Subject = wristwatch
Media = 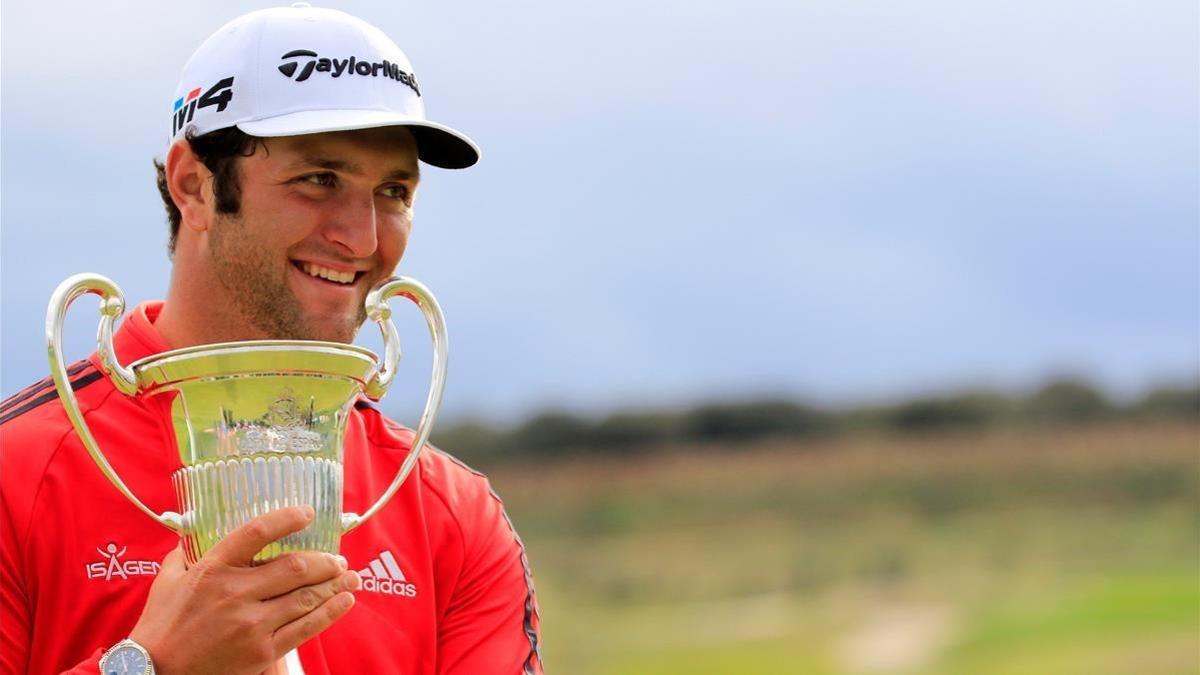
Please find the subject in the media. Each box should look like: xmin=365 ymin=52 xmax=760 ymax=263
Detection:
xmin=99 ymin=638 xmax=155 ymax=675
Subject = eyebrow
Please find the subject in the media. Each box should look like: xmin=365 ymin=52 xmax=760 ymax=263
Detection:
xmin=291 ymin=155 xmax=418 ymax=181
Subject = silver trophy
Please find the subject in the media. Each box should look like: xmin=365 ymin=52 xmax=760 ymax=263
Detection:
xmin=46 ymin=273 xmax=446 ymax=564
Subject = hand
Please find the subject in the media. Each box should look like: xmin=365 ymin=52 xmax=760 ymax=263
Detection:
xmin=129 ymin=506 xmax=360 ymax=675
xmin=258 ymin=659 xmax=290 ymax=675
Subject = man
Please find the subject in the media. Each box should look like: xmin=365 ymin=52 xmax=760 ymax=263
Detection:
xmin=0 ymin=5 xmax=542 ymax=674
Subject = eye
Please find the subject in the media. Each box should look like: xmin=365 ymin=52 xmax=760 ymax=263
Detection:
xmin=379 ymin=184 xmax=410 ymax=201
xmin=300 ymin=172 xmax=336 ymax=187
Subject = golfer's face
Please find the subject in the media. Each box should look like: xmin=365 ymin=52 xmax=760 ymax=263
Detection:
xmin=208 ymin=126 xmax=420 ymax=342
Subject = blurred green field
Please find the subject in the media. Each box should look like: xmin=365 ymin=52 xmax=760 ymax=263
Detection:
xmin=484 ymin=423 xmax=1200 ymax=674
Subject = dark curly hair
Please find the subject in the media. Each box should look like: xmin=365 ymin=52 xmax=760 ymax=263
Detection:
xmin=154 ymin=127 xmax=265 ymax=256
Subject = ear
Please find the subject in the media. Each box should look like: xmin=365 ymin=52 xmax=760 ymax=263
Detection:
xmin=164 ymin=139 xmax=214 ymax=234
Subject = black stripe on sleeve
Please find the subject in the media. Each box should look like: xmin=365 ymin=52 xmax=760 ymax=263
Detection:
xmin=503 ymin=505 xmax=543 ymax=675
xmin=0 ymin=360 xmax=92 ymax=414
xmin=0 ymin=370 xmax=104 ymax=426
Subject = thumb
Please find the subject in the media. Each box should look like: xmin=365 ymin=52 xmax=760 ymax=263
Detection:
xmin=157 ymin=544 xmax=188 ymax=581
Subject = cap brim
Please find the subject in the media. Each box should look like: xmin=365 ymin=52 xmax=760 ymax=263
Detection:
xmin=237 ymin=109 xmax=480 ymax=169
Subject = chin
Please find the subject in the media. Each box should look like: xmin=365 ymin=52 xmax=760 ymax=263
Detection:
xmin=305 ymin=314 xmax=364 ymax=343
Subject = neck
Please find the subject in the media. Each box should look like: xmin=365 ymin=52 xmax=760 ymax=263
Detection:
xmin=155 ymin=259 xmax=268 ymax=349
xmin=154 ymin=275 xmax=212 ymax=350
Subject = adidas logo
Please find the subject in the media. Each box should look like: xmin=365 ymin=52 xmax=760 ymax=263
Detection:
xmin=357 ymin=550 xmax=417 ymax=598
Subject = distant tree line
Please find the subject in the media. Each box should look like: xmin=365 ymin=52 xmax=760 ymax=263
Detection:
xmin=430 ymin=379 xmax=1199 ymax=462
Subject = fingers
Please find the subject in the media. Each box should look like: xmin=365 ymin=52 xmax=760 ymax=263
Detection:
xmin=206 ymin=506 xmax=315 ymax=567
xmin=265 ymin=569 xmax=360 ymax=626
xmin=271 ymin=588 xmax=357 ymax=655
xmin=251 ymin=552 xmax=349 ymax=600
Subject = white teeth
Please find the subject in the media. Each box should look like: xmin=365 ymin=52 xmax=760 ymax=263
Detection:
xmin=300 ymin=262 xmax=355 ymax=284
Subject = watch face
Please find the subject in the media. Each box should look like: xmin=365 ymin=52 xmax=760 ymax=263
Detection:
xmin=104 ymin=645 xmax=148 ymax=675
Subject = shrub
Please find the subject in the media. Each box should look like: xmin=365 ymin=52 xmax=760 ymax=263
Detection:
xmin=1025 ymin=379 xmax=1111 ymax=424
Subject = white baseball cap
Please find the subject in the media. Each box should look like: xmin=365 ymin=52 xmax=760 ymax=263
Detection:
xmin=168 ymin=3 xmax=479 ymax=169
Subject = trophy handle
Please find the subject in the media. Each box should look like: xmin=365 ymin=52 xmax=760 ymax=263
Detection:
xmin=343 ymin=277 xmax=448 ymax=533
xmin=46 ymin=273 xmax=186 ymax=533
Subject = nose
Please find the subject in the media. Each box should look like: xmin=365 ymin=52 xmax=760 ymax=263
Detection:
xmin=321 ymin=192 xmax=378 ymax=258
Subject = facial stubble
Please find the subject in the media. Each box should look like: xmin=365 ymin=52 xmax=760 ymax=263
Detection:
xmin=207 ymin=212 xmax=367 ymax=342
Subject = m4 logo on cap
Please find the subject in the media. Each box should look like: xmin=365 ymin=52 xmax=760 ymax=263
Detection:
xmin=277 ymin=49 xmax=420 ymax=97
xmin=171 ymin=77 xmax=235 ymax=137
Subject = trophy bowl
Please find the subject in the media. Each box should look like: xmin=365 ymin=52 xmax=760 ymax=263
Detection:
xmin=46 ymin=273 xmax=447 ymax=564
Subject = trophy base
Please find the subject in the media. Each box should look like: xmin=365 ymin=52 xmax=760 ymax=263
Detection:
xmin=172 ymin=455 xmax=344 ymax=565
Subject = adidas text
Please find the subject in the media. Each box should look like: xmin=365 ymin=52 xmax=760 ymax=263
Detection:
xmin=362 ymin=577 xmax=417 ymax=598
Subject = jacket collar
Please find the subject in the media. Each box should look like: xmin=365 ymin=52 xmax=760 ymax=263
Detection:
xmin=111 ymin=301 xmax=173 ymax=365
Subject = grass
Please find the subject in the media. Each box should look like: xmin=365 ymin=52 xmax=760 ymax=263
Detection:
xmin=482 ymin=423 xmax=1200 ymax=674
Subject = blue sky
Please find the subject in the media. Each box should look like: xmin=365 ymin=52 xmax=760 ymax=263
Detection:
xmin=2 ymin=1 xmax=1197 ymax=423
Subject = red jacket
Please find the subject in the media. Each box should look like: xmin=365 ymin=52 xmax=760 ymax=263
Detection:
xmin=0 ymin=302 xmax=542 ymax=674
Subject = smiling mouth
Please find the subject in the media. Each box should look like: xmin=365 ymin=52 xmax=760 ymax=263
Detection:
xmin=293 ymin=260 xmax=364 ymax=286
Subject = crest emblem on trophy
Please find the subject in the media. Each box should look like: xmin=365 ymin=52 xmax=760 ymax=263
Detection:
xmin=232 ymin=388 xmax=323 ymax=456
